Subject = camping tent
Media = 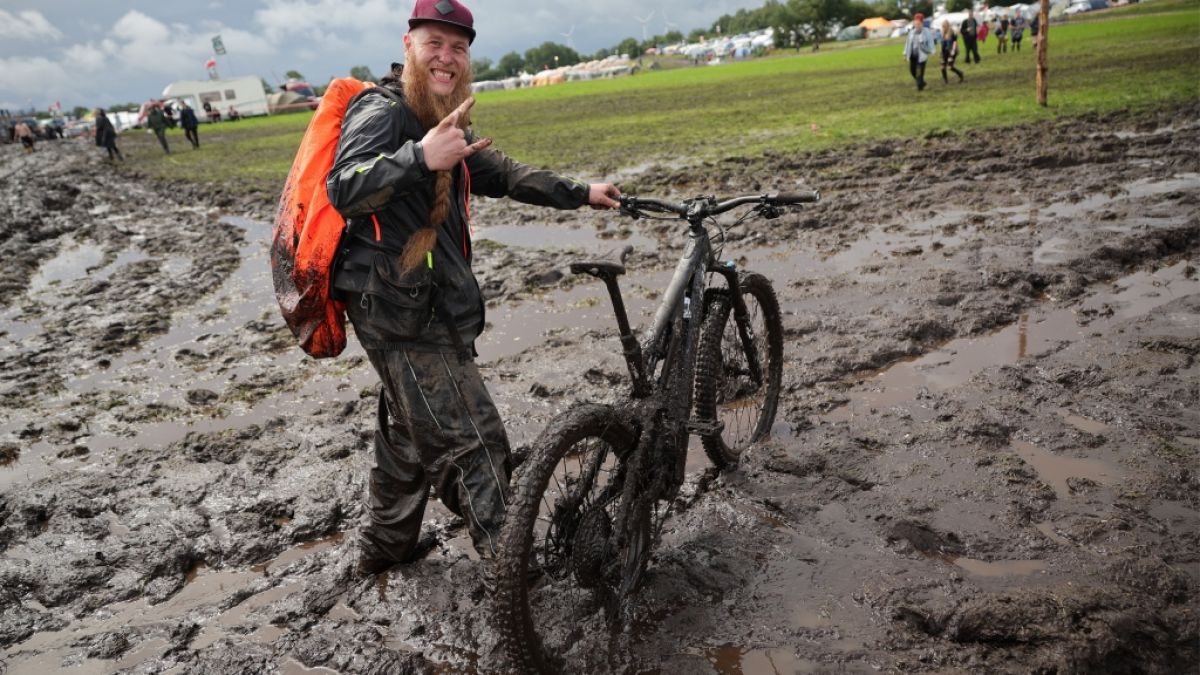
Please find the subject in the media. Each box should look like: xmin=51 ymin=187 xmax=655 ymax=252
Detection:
xmin=859 ymin=17 xmax=892 ymax=31
xmin=837 ymin=25 xmax=865 ymax=41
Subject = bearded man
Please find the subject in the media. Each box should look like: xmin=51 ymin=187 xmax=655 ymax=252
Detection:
xmin=327 ymin=0 xmax=621 ymax=576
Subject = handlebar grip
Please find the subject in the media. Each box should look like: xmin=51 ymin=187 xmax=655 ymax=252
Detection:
xmin=768 ymin=191 xmax=820 ymax=204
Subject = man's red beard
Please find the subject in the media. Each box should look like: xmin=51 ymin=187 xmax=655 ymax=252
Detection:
xmin=401 ymin=48 xmax=474 ymax=130
xmin=396 ymin=46 xmax=475 ymax=274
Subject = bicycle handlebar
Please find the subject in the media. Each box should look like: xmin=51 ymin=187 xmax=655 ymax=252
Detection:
xmin=619 ymin=190 xmax=820 ymax=220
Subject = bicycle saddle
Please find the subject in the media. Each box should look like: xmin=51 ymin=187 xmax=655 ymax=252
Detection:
xmin=569 ymin=245 xmax=633 ymax=279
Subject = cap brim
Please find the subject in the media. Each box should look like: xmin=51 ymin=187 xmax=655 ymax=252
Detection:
xmin=409 ymin=18 xmax=476 ymax=44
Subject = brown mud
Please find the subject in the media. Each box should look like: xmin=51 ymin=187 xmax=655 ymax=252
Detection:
xmin=1 ymin=105 xmax=1198 ymax=674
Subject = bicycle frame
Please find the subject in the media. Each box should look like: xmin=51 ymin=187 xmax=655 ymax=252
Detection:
xmin=596 ymin=221 xmax=725 ymax=399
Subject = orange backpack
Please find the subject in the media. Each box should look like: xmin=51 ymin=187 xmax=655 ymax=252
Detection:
xmin=272 ymin=77 xmax=382 ymax=358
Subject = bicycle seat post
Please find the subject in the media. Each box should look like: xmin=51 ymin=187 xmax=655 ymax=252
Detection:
xmin=598 ymin=275 xmax=650 ymax=397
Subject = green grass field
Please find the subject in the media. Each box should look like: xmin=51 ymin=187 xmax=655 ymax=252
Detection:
xmin=118 ymin=0 xmax=1199 ymax=195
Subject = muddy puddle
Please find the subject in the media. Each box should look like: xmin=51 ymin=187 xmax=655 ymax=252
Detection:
xmin=701 ymin=645 xmax=823 ymax=674
xmin=473 ymin=221 xmax=653 ymax=253
xmin=1 ymin=109 xmax=1197 ymax=675
xmin=819 ymin=260 xmax=1197 ymax=424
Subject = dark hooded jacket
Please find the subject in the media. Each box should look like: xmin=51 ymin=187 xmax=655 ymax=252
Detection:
xmin=326 ymin=84 xmax=589 ymax=349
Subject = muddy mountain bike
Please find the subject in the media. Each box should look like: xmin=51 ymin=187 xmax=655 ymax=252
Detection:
xmin=493 ymin=190 xmax=820 ymax=673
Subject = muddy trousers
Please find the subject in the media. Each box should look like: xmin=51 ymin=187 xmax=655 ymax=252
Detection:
xmin=184 ymin=127 xmax=199 ymax=148
xmin=359 ymin=347 xmax=513 ymax=563
xmin=909 ymin=57 xmax=927 ymax=90
xmin=104 ymin=143 xmax=123 ymax=161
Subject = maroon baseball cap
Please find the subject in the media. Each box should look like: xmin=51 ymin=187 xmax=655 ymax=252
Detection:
xmin=409 ymin=0 xmax=476 ymax=44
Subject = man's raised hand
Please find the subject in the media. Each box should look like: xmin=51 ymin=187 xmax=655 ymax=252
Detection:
xmin=420 ymin=97 xmax=492 ymax=172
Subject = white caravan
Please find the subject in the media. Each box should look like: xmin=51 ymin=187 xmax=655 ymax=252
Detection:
xmin=161 ymin=76 xmax=270 ymax=118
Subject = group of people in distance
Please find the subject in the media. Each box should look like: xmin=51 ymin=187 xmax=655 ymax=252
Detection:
xmin=90 ymin=100 xmax=191 ymax=161
xmin=905 ymin=8 xmax=1040 ymax=92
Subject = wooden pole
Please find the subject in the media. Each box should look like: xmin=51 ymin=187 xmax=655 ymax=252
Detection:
xmin=1037 ymin=0 xmax=1050 ymax=106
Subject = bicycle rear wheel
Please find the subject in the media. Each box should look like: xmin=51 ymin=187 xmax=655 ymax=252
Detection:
xmin=694 ymin=271 xmax=784 ymax=469
xmin=493 ymin=404 xmax=638 ymax=674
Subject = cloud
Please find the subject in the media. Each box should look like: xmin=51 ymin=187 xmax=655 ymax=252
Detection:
xmin=0 ymin=56 xmax=71 ymax=109
xmin=254 ymin=0 xmax=409 ymax=44
xmin=60 ymin=11 xmax=278 ymax=82
xmin=63 ymin=42 xmax=111 ymax=72
xmin=0 ymin=9 xmax=64 ymax=41
xmin=2 ymin=0 xmax=764 ymax=111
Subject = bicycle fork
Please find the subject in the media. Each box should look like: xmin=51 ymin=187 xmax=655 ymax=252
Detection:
xmin=709 ymin=263 xmax=765 ymax=386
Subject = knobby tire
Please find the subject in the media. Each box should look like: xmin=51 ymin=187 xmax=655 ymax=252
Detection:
xmin=493 ymin=404 xmax=637 ymax=674
xmin=694 ymin=271 xmax=784 ymax=469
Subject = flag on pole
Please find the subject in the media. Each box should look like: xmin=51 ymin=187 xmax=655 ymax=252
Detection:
xmin=212 ymin=35 xmax=226 ymax=55
xmin=206 ymin=58 xmax=217 ymax=69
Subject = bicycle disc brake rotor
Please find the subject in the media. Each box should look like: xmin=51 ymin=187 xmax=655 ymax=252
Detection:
xmin=571 ymin=504 xmax=612 ymax=588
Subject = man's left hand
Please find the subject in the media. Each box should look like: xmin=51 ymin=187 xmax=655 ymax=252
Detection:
xmin=588 ymin=183 xmax=621 ymax=210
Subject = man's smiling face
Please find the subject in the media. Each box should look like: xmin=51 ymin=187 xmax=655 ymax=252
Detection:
xmin=404 ymin=23 xmax=471 ymax=98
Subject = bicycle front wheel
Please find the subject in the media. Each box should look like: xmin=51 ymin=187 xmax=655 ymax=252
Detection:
xmin=694 ymin=271 xmax=784 ymax=469
xmin=493 ymin=404 xmax=638 ymax=674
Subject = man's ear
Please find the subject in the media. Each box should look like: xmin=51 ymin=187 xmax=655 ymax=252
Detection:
xmin=403 ymin=32 xmax=413 ymax=51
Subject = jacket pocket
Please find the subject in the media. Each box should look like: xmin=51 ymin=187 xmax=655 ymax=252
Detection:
xmin=360 ymin=253 xmax=434 ymax=341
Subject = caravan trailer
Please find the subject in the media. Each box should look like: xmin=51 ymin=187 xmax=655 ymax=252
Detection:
xmin=162 ymin=76 xmax=270 ymax=119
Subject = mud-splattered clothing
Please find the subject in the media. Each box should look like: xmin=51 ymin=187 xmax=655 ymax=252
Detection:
xmin=356 ymin=344 xmax=512 ymax=562
xmin=326 ymin=85 xmax=588 ymax=565
xmin=327 ymin=85 xmax=589 ymax=348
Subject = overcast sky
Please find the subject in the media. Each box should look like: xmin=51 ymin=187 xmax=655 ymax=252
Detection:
xmin=1 ymin=0 xmax=766 ymax=112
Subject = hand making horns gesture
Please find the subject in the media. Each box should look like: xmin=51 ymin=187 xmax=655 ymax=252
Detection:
xmin=420 ymin=97 xmax=492 ymax=172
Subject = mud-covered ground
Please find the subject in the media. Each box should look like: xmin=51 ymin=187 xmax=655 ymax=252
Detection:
xmin=1 ymin=106 xmax=1197 ymax=675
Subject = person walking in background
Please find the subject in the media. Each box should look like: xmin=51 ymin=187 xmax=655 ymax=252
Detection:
xmin=996 ymin=15 xmax=1009 ymax=54
xmin=960 ymin=9 xmax=981 ymax=64
xmin=147 ymin=103 xmax=170 ymax=154
xmin=1011 ymin=13 xmax=1026 ymax=52
xmin=14 ymin=119 xmax=35 ymax=153
xmin=978 ymin=16 xmax=990 ymax=44
xmin=1031 ymin=13 xmax=1041 ymax=48
xmin=904 ymin=13 xmax=935 ymax=92
xmin=179 ymin=101 xmax=200 ymax=149
xmin=941 ymin=21 xmax=965 ymax=83
xmin=94 ymin=109 xmax=124 ymax=161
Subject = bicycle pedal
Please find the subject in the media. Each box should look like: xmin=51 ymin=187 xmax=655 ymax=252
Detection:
xmin=686 ymin=418 xmax=725 ymax=436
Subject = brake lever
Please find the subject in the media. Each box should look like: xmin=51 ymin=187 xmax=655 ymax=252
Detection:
xmin=758 ymin=204 xmax=784 ymax=220
xmin=620 ymin=205 xmax=641 ymax=220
